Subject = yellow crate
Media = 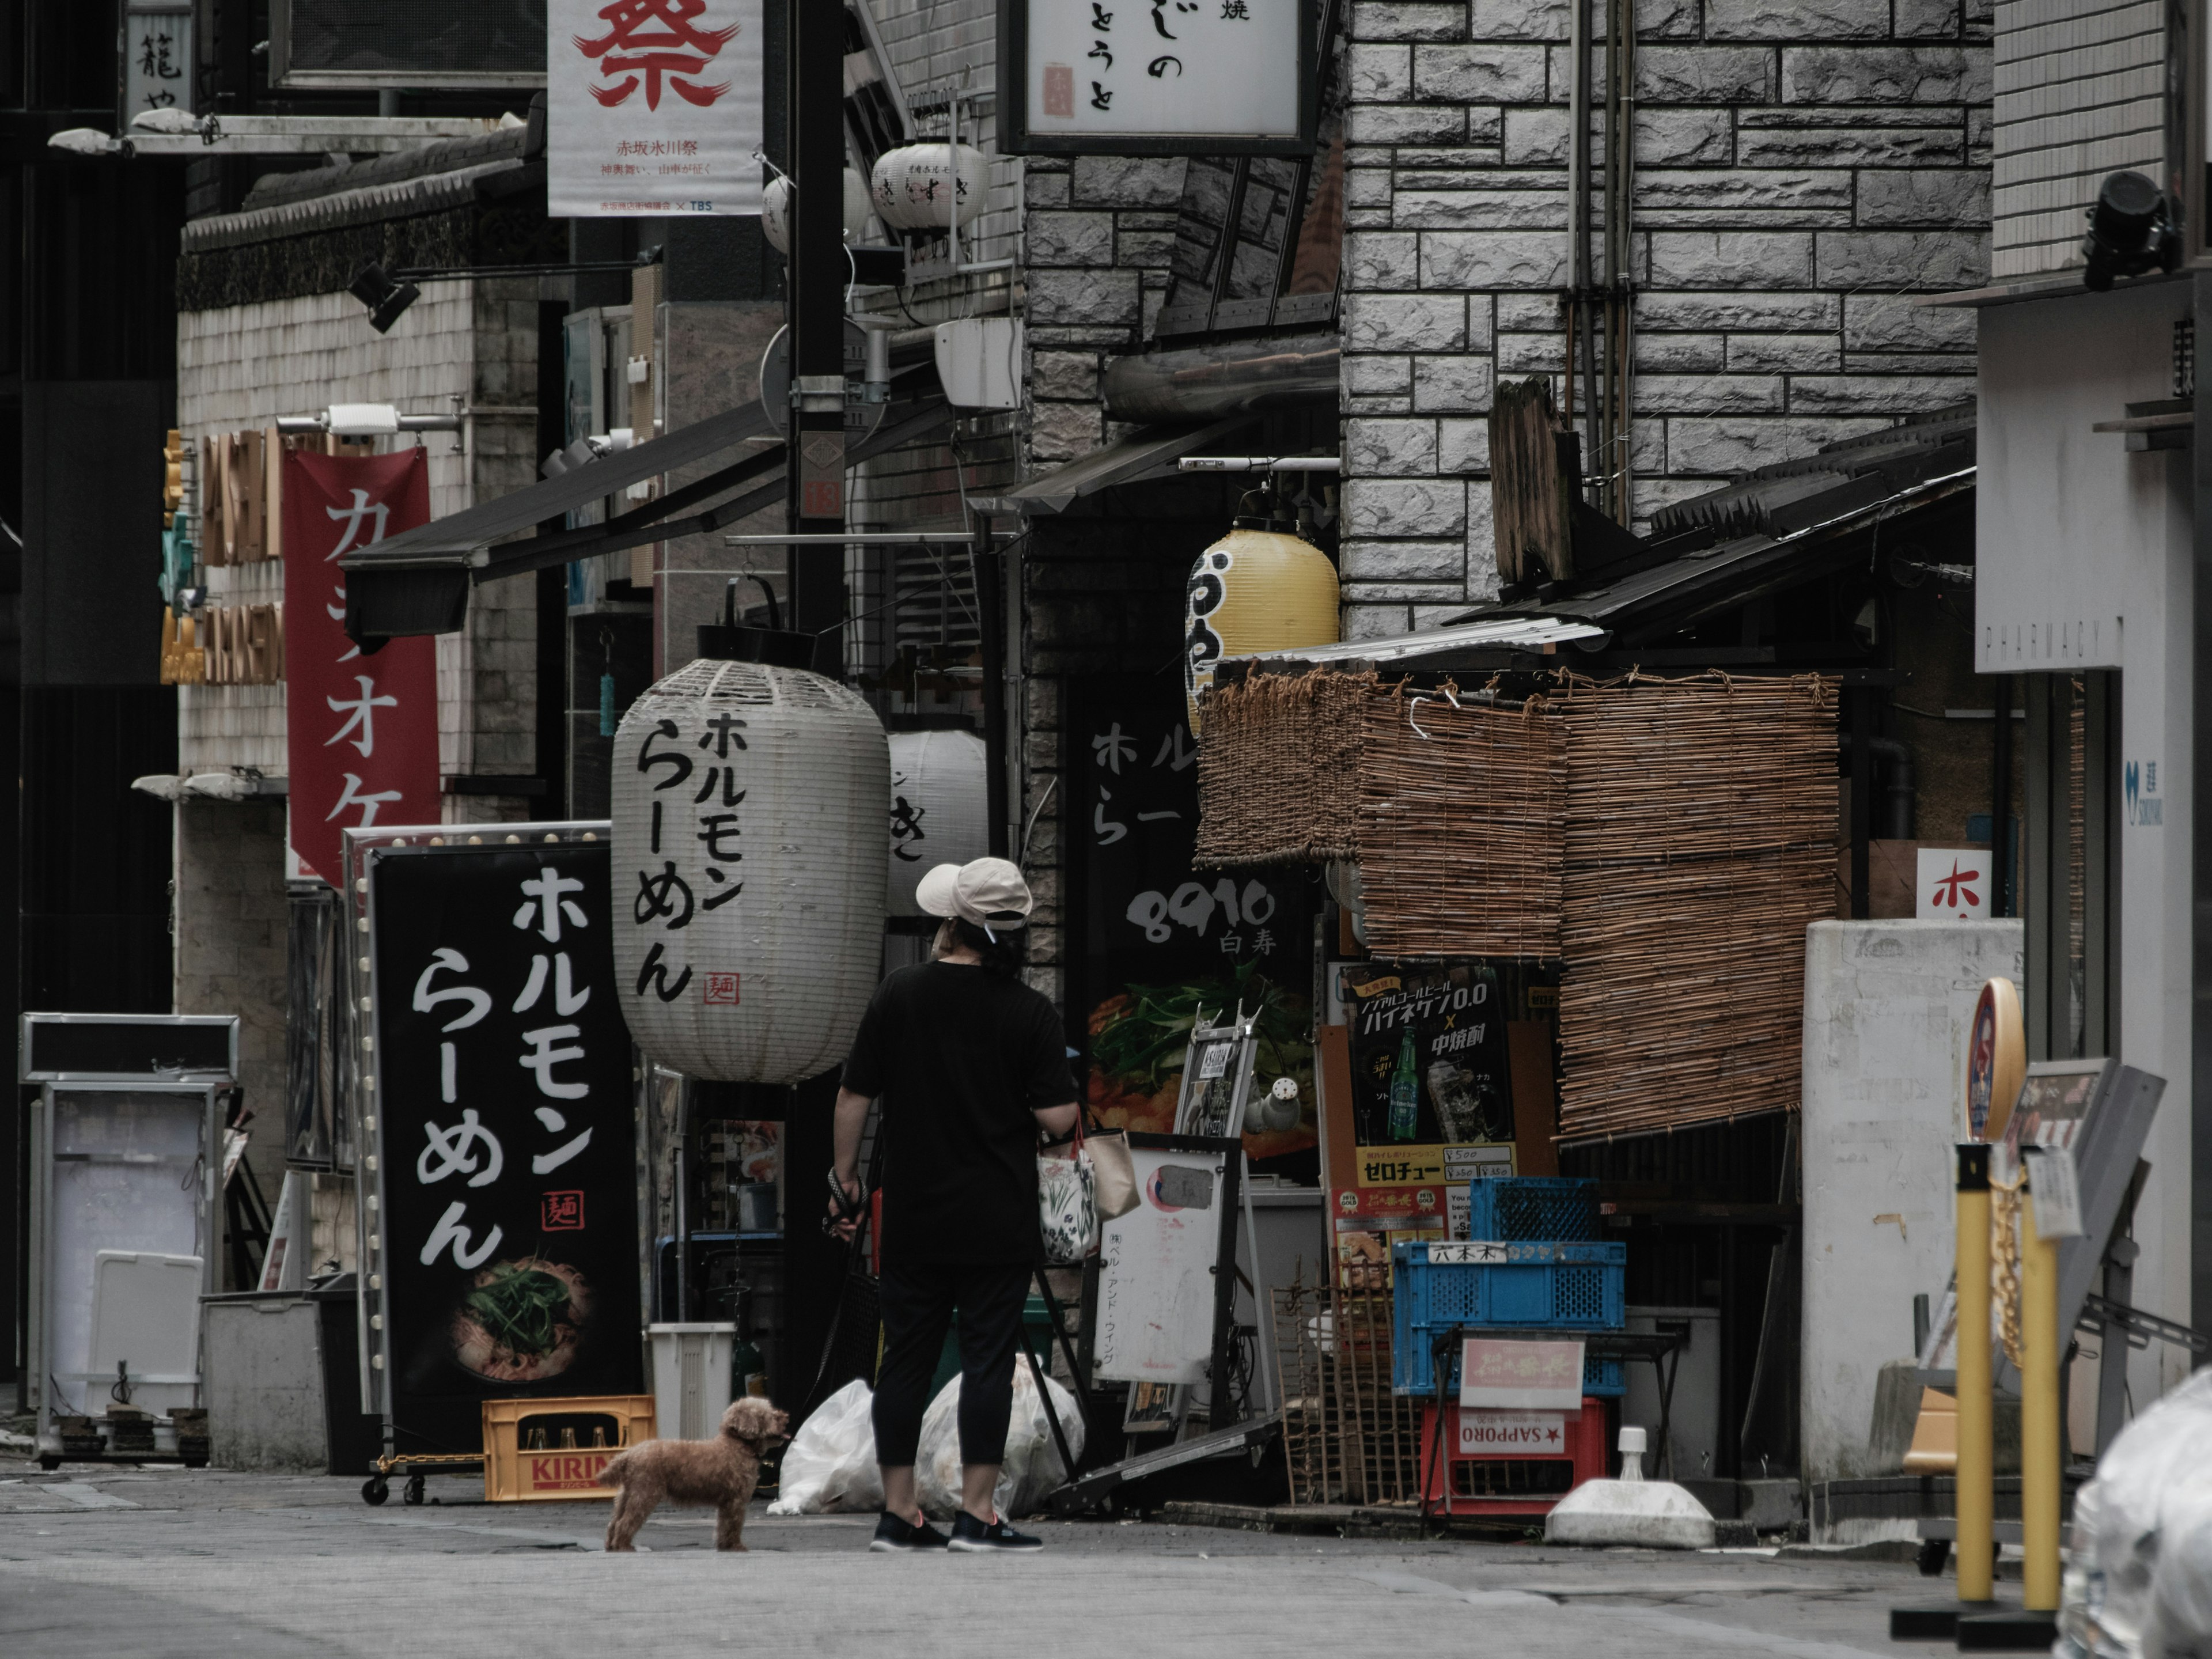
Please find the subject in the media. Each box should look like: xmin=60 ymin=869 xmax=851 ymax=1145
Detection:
xmin=480 ymin=1395 xmax=658 ymax=1503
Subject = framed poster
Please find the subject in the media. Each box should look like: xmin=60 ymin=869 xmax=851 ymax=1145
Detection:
xmin=362 ymin=836 xmax=643 ymax=1456
xmin=1065 ymin=674 xmax=1319 ymax=1177
xmin=998 ymin=0 xmax=1319 ymax=156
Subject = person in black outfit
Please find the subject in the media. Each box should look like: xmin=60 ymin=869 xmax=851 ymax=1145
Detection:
xmin=831 ymin=856 xmax=1079 ymax=1554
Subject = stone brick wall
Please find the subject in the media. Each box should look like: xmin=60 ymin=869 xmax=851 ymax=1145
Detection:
xmin=1990 ymin=0 xmax=2162 ymax=277
xmin=1339 ymin=0 xmax=1992 ymax=639
xmin=1023 ymin=154 xmax=1193 ymax=466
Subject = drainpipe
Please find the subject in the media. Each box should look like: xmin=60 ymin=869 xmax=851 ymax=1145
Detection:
xmin=1866 ymin=737 xmax=1917 ymax=842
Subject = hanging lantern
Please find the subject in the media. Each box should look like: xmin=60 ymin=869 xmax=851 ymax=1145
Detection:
xmin=1183 ymin=525 xmax=1340 ymax=734
xmin=612 ymin=659 xmax=889 ymax=1085
xmin=869 ymin=143 xmax=988 ymax=232
xmin=887 ymin=729 xmax=989 ymax=916
xmin=761 ymin=168 xmax=874 ymax=256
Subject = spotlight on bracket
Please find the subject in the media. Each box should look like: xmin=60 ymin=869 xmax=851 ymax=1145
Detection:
xmin=347 ymin=262 xmax=421 ymax=334
xmin=2082 ymin=171 xmax=2181 ymax=291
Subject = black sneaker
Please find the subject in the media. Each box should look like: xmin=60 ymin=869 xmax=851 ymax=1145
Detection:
xmin=869 ymin=1511 xmax=950 ymax=1552
xmin=947 ymin=1511 xmax=1044 ymax=1553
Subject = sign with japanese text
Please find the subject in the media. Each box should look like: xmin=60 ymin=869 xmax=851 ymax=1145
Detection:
xmin=1459 ymin=1338 xmax=1585 ymax=1412
xmin=1915 ymin=847 xmax=1993 ymax=919
xmin=1066 ymin=675 xmax=1316 ymax=1175
xmin=283 ymin=450 xmax=439 ymax=885
xmin=124 ymin=5 xmax=192 ymax=118
xmin=999 ymin=0 xmax=1316 ymax=156
xmin=367 ymin=843 xmax=642 ymax=1456
xmin=548 ymin=0 xmax=765 ymax=217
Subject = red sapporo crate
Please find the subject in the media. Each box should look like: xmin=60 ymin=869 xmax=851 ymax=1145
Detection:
xmin=1416 ymin=1396 xmax=1609 ymax=1519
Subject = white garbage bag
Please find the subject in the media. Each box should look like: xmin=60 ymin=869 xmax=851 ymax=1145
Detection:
xmin=766 ymin=1380 xmax=885 ymax=1516
xmin=915 ymin=1361 xmax=1085 ymax=1521
xmin=2059 ymin=1369 xmax=2212 ymax=1658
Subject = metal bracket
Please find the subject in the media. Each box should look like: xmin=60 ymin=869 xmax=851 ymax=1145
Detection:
xmin=2080 ymin=1292 xmax=2211 ymax=1353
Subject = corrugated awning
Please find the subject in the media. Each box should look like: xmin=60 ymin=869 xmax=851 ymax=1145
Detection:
xmin=975 ymin=415 xmax=1254 ymax=515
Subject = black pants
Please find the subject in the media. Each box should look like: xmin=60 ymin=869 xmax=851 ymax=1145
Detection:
xmin=872 ymin=1257 xmax=1032 ymax=1468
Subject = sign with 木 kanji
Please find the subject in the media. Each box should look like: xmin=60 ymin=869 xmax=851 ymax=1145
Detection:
xmin=367 ymin=842 xmax=642 ymax=1456
xmin=549 ymin=0 xmax=765 ymax=217
xmin=283 ymin=450 xmax=439 ymax=885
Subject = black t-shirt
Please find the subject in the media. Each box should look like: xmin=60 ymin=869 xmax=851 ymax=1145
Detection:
xmin=840 ymin=961 xmax=1080 ymax=1265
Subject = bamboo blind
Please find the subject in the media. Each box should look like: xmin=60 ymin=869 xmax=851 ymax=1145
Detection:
xmin=1356 ymin=684 xmax=1567 ymax=958
xmin=1554 ymin=673 xmax=1839 ymax=1144
xmin=1194 ymin=668 xmax=1373 ymax=867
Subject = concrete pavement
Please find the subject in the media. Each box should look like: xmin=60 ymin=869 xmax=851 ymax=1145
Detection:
xmin=0 ymin=1454 xmax=1964 ymax=1658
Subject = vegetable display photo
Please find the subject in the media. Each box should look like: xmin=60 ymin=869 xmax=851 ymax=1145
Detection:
xmin=1069 ymin=675 xmax=1319 ymax=1173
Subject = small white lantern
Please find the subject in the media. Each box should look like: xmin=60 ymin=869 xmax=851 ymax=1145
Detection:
xmin=869 ymin=142 xmax=988 ymax=232
xmin=887 ymin=729 xmax=990 ymax=916
xmin=612 ymin=659 xmax=889 ymax=1085
xmin=761 ymin=168 xmax=873 ymax=255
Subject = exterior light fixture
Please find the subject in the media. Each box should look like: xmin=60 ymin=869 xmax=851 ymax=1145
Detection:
xmin=2081 ymin=171 xmax=2180 ymax=292
xmin=347 ymin=262 xmax=421 ymax=333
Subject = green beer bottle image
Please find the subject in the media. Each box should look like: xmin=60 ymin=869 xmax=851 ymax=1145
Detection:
xmin=1388 ymin=1029 xmax=1419 ymax=1142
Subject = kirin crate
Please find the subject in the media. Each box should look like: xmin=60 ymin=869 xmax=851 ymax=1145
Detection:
xmin=1466 ymin=1176 xmax=1600 ymax=1242
xmin=1390 ymin=1238 xmax=1627 ymax=1397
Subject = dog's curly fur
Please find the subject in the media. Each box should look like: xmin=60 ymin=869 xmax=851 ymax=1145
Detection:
xmin=596 ymin=1395 xmax=790 ymax=1552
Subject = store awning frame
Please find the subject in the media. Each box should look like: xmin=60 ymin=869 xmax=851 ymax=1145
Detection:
xmin=974 ymin=415 xmax=1256 ymax=516
xmin=342 ymin=395 xmax=959 ymax=644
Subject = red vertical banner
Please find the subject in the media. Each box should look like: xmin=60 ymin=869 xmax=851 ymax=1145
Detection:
xmin=283 ymin=449 xmax=440 ymax=883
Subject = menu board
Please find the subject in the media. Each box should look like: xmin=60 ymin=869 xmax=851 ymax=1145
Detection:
xmin=1066 ymin=675 xmax=1318 ymax=1176
xmin=367 ymin=842 xmax=643 ymax=1456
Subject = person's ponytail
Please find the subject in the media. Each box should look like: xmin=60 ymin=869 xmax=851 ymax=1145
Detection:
xmin=941 ymin=915 xmax=1024 ymax=976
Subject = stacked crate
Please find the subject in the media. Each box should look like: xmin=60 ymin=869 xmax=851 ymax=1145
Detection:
xmin=1392 ymin=1177 xmax=1625 ymax=1398
xmin=1392 ymin=1177 xmax=1625 ymax=1516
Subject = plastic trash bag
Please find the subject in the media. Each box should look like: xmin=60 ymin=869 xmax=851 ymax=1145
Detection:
xmin=2059 ymin=1369 xmax=2212 ymax=1658
xmin=915 ymin=1361 xmax=1085 ymax=1521
xmin=766 ymin=1380 xmax=885 ymax=1515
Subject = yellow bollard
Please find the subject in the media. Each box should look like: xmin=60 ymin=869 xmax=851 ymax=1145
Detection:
xmin=1956 ymin=1143 xmax=1995 ymax=1606
xmin=2021 ymin=1166 xmax=2062 ymax=1612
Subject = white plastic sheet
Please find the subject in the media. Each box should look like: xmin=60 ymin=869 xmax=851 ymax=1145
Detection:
xmin=2059 ymin=1370 xmax=2212 ymax=1658
xmin=766 ymin=1380 xmax=884 ymax=1516
xmin=915 ymin=1361 xmax=1085 ymax=1521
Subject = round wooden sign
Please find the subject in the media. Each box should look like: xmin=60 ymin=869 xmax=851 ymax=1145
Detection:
xmin=1965 ymin=976 xmax=2024 ymax=1143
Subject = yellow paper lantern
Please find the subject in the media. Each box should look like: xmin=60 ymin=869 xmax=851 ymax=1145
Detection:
xmin=1183 ymin=526 xmax=1340 ymax=733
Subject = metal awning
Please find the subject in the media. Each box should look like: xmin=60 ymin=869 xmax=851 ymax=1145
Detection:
xmin=1232 ymin=615 xmax=1608 ymax=669
xmin=975 ymin=415 xmax=1255 ymax=515
xmin=340 ymin=395 xmax=958 ymax=643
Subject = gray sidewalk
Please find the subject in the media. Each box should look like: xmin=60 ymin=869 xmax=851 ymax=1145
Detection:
xmin=0 ymin=1456 xmax=1959 ymax=1659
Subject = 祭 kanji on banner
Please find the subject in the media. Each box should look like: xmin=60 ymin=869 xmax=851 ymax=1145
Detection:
xmin=548 ymin=0 xmax=765 ymax=218
xmin=283 ymin=449 xmax=440 ymax=884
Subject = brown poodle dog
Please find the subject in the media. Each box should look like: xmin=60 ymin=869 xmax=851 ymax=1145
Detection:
xmin=597 ymin=1396 xmax=790 ymax=1552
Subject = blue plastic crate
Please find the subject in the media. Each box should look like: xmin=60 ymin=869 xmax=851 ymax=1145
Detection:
xmin=1389 ymin=1239 xmax=1627 ymax=1397
xmin=1467 ymin=1176 xmax=1600 ymax=1243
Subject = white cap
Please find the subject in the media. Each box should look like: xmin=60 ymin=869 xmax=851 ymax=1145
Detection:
xmin=915 ymin=856 xmax=1033 ymax=930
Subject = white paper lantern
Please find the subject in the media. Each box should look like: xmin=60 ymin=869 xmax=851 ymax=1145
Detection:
xmin=612 ymin=659 xmax=889 ymax=1084
xmin=887 ymin=729 xmax=990 ymax=916
xmin=762 ymin=168 xmax=873 ymax=256
xmin=869 ymin=143 xmax=988 ymax=231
